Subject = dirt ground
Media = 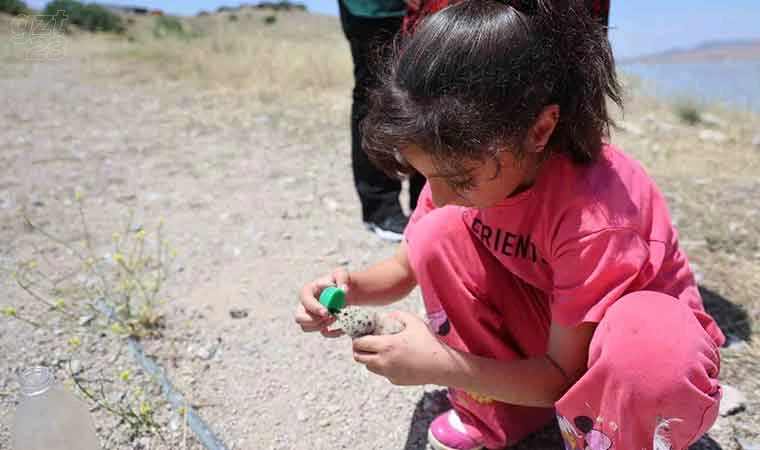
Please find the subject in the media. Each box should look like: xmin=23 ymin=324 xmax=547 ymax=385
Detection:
xmin=1 ymin=10 xmax=759 ymax=450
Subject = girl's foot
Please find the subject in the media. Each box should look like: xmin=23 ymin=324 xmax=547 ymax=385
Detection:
xmin=428 ymin=409 xmax=484 ymax=450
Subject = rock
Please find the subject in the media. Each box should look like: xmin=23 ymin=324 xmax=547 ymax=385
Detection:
xmin=724 ymin=334 xmax=748 ymax=350
xmin=69 ymin=359 xmax=83 ymax=375
xmin=698 ymin=129 xmax=727 ymax=143
xmin=719 ymin=384 xmax=746 ymax=416
xmin=78 ymin=315 xmax=95 ymax=326
xmin=738 ymin=439 xmax=760 ymax=450
xmin=196 ymin=346 xmax=215 ymax=361
xmin=752 ymin=134 xmax=760 ymax=147
xmin=229 ymin=308 xmax=249 ymax=319
xmin=169 ymin=414 xmax=181 ymax=432
xmin=700 ymin=113 xmax=726 ymax=128
xmin=322 ymin=196 xmax=339 ymax=211
xmin=693 ymin=270 xmax=704 ymax=285
xmin=144 ymin=192 xmax=161 ymax=202
xmin=617 ymin=121 xmax=643 ymax=136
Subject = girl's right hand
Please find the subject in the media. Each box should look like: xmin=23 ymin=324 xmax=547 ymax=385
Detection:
xmin=295 ymin=267 xmax=351 ymax=338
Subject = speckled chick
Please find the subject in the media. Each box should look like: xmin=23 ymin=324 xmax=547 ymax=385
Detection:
xmin=332 ymin=306 xmax=404 ymax=339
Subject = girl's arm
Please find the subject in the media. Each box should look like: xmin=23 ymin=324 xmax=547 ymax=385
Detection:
xmin=296 ymin=241 xmax=416 ymax=336
xmin=347 ymin=240 xmax=417 ymax=306
xmin=353 ymin=316 xmax=596 ymax=407
xmin=436 ymin=321 xmax=597 ymax=407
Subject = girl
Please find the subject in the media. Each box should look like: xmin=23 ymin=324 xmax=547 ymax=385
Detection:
xmin=296 ymin=1 xmax=724 ymax=449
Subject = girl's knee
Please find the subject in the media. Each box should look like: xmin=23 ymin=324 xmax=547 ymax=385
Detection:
xmin=603 ymin=290 xmax=693 ymax=329
xmin=583 ymin=291 xmax=721 ymax=425
xmin=591 ymin=291 xmax=718 ymax=367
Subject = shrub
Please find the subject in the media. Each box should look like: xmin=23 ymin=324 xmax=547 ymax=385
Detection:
xmin=674 ymin=101 xmax=702 ymax=126
xmin=0 ymin=0 xmax=30 ymax=15
xmin=44 ymin=0 xmax=124 ymax=33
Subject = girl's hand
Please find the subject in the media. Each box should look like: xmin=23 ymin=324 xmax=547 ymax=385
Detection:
xmin=352 ymin=311 xmax=452 ymax=385
xmin=294 ymin=267 xmax=351 ymax=338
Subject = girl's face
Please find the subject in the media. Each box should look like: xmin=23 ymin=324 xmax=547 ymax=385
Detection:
xmin=401 ymin=147 xmax=539 ymax=209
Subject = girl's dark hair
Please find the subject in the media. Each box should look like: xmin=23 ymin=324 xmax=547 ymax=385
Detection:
xmin=362 ymin=0 xmax=622 ymax=178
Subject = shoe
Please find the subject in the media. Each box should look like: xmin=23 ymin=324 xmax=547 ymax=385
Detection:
xmin=364 ymin=213 xmax=408 ymax=242
xmin=428 ymin=410 xmax=484 ymax=450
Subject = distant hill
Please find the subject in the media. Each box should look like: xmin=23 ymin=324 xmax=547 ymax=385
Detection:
xmin=620 ymin=39 xmax=760 ymax=64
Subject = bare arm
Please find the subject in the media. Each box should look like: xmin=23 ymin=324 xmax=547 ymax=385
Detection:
xmin=353 ymin=317 xmax=597 ymax=406
xmin=347 ymin=241 xmax=417 ymax=306
xmin=296 ymin=241 xmax=417 ymax=336
xmin=435 ymin=322 xmax=596 ymax=407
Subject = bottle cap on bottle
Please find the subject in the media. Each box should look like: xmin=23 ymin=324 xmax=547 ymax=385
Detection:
xmin=319 ymin=286 xmax=345 ymax=314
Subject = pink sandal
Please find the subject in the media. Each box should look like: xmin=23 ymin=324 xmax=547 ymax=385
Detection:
xmin=428 ymin=409 xmax=485 ymax=450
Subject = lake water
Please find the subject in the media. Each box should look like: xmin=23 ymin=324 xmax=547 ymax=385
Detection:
xmin=620 ymin=59 xmax=760 ymax=112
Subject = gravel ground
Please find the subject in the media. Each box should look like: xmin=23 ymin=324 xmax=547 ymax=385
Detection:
xmin=1 ymin=11 xmax=759 ymax=450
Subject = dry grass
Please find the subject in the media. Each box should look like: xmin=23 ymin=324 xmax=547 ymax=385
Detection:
xmin=106 ymin=11 xmax=352 ymax=100
xmin=1 ymin=10 xmax=353 ymax=102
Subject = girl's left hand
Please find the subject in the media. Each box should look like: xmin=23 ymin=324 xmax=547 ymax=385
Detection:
xmin=352 ymin=311 xmax=452 ymax=386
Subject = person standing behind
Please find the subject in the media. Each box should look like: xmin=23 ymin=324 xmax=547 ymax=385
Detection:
xmin=339 ymin=0 xmax=426 ymax=242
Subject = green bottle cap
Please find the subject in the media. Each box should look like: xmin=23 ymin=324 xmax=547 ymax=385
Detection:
xmin=319 ymin=286 xmax=346 ymax=314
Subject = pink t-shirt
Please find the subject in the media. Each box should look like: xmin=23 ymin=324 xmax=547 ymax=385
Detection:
xmin=407 ymin=144 xmax=724 ymax=345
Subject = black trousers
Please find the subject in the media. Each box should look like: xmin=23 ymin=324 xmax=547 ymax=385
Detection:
xmin=339 ymin=1 xmax=425 ymax=223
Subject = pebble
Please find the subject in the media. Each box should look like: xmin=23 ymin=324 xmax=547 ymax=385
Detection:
xmin=719 ymin=384 xmax=746 ymax=417
xmin=229 ymin=308 xmax=249 ymax=319
xmin=78 ymin=315 xmax=95 ymax=326
xmin=752 ymin=134 xmax=760 ymax=147
xmin=700 ymin=113 xmax=726 ymax=128
xmin=322 ymin=197 xmax=339 ymax=211
xmin=693 ymin=270 xmax=705 ymax=285
xmin=724 ymin=334 xmax=748 ymax=350
xmin=296 ymin=411 xmax=308 ymax=422
xmin=196 ymin=346 xmax=215 ymax=361
xmin=169 ymin=414 xmax=181 ymax=432
xmin=69 ymin=359 xmax=83 ymax=375
xmin=698 ymin=129 xmax=727 ymax=143
xmin=739 ymin=439 xmax=760 ymax=450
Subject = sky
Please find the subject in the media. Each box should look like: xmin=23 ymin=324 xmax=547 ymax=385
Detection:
xmin=24 ymin=0 xmax=760 ymax=59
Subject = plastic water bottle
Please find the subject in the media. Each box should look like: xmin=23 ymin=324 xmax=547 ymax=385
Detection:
xmin=12 ymin=366 xmax=101 ymax=450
